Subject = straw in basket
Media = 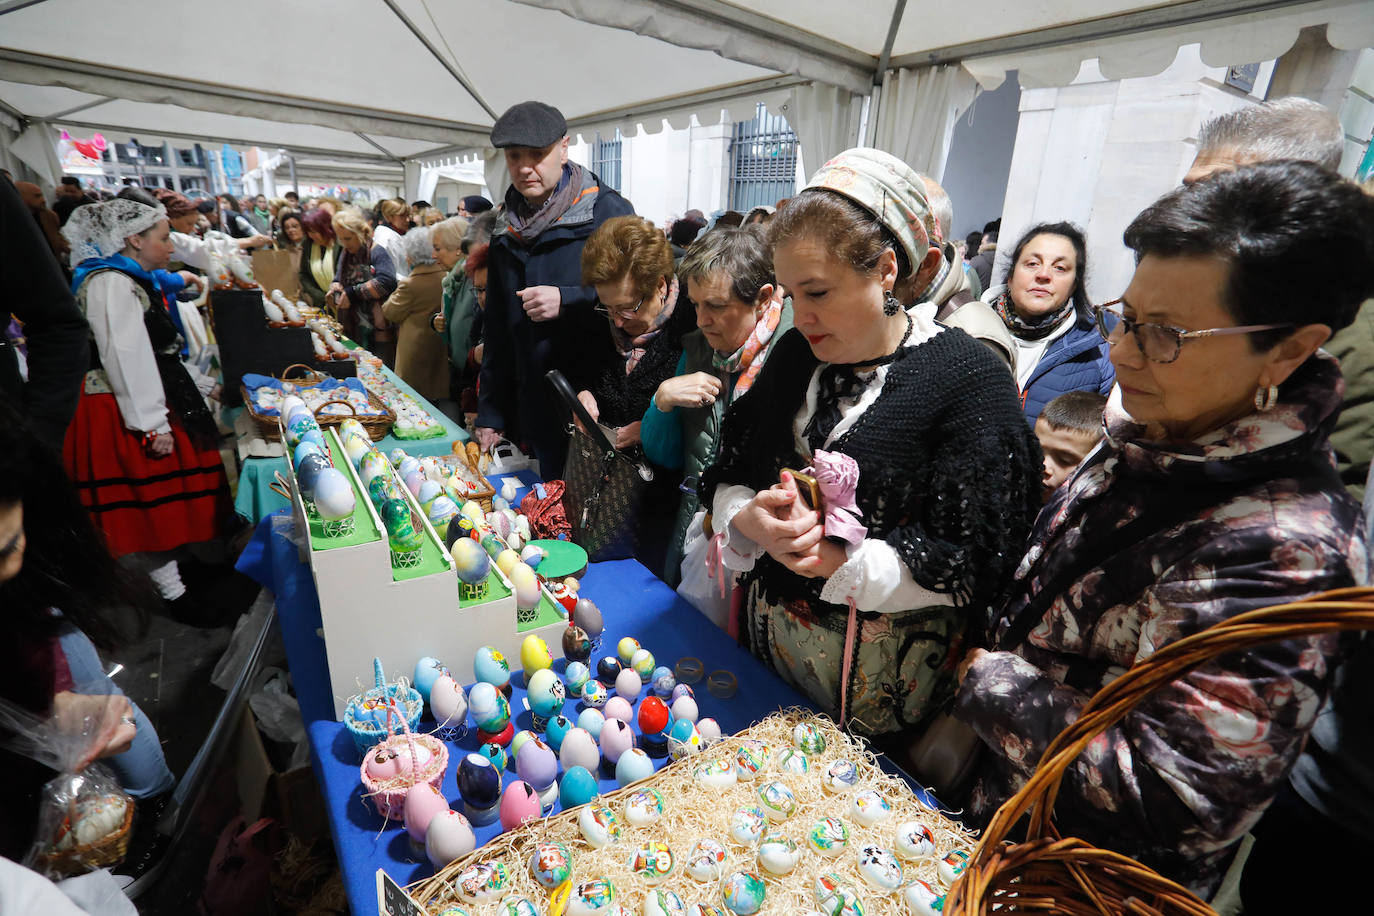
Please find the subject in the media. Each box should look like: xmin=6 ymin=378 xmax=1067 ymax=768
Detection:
xmin=343 ymin=658 xmax=423 ymax=757
xmin=359 ymin=708 xmax=449 ymax=822
xmin=945 ymin=586 xmax=1374 ymax=916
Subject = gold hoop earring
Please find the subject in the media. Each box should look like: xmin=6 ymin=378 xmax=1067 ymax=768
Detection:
xmin=1254 ymin=384 xmax=1279 ymax=411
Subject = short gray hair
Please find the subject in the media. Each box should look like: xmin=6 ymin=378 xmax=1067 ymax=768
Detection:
xmin=677 ymin=224 xmax=774 ymax=305
xmin=430 ymin=216 xmax=467 ymax=252
xmin=917 ymin=173 xmax=953 ymax=244
xmin=403 ymin=226 xmax=435 ymax=267
xmin=1197 ymin=97 xmax=1344 ymax=170
xmin=464 ymin=210 xmax=497 ymax=252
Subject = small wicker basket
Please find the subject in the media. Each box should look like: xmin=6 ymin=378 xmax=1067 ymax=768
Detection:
xmin=36 ymin=791 xmax=135 ymax=878
xmin=946 ymin=586 xmax=1374 ymax=916
xmin=343 ymin=658 xmax=424 ymax=757
xmin=359 ymin=713 xmax=449 ymax=822
xmin=241 ymin=364 xmax=394 ymax=441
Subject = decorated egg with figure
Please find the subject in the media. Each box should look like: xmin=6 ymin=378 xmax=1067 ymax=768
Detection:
xmin=451 ymin=538 xmax=491 ymax=585
xmin=295 ymin=452 xmax=330 ymax=500
xmin=365 ymin=746 xmax=404 ymax=781
xmin=573 ymin=598 xmax=603 ymax=638
xmin=566 ymin=877 xmax=618 ymax=916
xmin=903 ymin=879 xmax=944 ymax=916
xmin=823 ymin=759 xmax=861 ymax=795
xmin=499 ymin=781 xmax=542 ymax=830
xmin=937 ymin=849 xmax=970 ymax=886
xmin=693 ymin=757 xmax=736 ymax=789
xmin=757 ymin=781 xmax=797 ymax=822
xmin=685 ymin=839 xmax=728 ymax=882
xmin=528 ymin=841 xmax=573 ymax=890
xmin=581 ymin=679 xmax=609 ymax=708
xmin=630 ymin=649 xmax=656 ymax=683
xmin=615 ymin=748 xmax=654 ymax=787
xmin=624 ymin=788 xmax=666 ymax=827
xmin=474 ymin=646 xmax=511 ymax=689
xmin=577 ymin=708 xmax=606 ymax=740
xmin=468 ymin=682 xmax=511 ymax=733
xmin=721 ymin=871 xmax=767 ymax=915
xmin=735 ymin=743 xmax=770 ymax=781
xmin=792 ymin=721 xmax=827 ymax=754
xmin=729 ymin=806 xmax=767 ymax=846
xmin=894 ymin=822 xmax=936 ymax=861
xmin=509 ymin=563 xmax=541 ymax=611
xmin=775 ymin=747 xmax=809 ymax=775
xmin=563 ymin=626 xmax=593 ymax=665
xmin=559 ymin=764 xmax=600 ymax=808
xmin=651 ymin=667 xmax=676 ymax=698
xmin=412 ymin=656 xmax=447 ymax=704
xmin=564 ymin=660 xmax=591 ymax=696
xmin=430 ymin=674 xmax=468 ymax=728
xmin=757 ymin=833 xmax=801 ymax=876
xmin=814 ymin=874 xmax=865 ymax=916
xmin=578 ymin=805 xmax=622 ymax=848
xmin=479 ymin=742 xmax=507 ymax=772
xmin=807 ymin=818 xmax=850 ymax=858
xmin=599 ymin=718 xmax=635 ymax=764
xmin=313 ymin=468 xmax=355 ymax=519
xmin=360 ymin=449 xmax=390 ymax=486
xmin=526 ymin=668 xmax=566 ymax=721
xmin=644 ymin=889 xmax=687 ymax=916
xmin=629 ymin=841 xmax=675 ymax=885
xmin=667 ymin=718 xmax=703 ymax=760
xmin=425 ymin=809 xmax=476 ymax=868
xmin=850 ymin=790 xmax=892 ymax=827
xmin=560 ymin=726 xmax=601 ymax=772
xmin=457 ymin=753 xmax=502 ymax=810
xmin=857 ymin=845 xmax=904 ymax=892
xmin=455 ymin=862 xmax=510 ymax=904
xmin=515 ymin=737 xmax=558 ymax=791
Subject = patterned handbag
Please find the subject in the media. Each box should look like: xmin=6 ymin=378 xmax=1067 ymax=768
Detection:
xmin=545 ymin=369 xmax=654 ymax=562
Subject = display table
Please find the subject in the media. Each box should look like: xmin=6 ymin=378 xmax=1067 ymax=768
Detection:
xmin=230 ymin=364 xmax=469 ymax=523
xmin=236 ymin=512 xmax=935 ymax=916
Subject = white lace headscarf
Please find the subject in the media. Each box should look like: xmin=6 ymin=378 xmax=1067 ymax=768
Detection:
xmin=61 ymin=198 xmax=167 ymax=268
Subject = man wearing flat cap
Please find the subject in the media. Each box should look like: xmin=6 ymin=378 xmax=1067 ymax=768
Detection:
xmin=475 ymin=100 xmax=634 ymax=476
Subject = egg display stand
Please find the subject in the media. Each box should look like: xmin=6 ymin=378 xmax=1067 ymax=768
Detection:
xmin=458 ymin=579 xmax=489 ymax=602
xmin=358 ymin=706 xmax=449 ymax=821
xmin=211 ymin=288 xmax=353 ymax=408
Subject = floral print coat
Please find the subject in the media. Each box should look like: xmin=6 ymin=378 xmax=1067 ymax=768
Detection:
xmin=955 ymin=352 xmax=1368 ymax=897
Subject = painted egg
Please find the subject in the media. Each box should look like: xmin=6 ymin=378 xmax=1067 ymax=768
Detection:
xmin=597 ymin=656 xmax=624 ymax=683
xmin=559 ymin=764 xmax=600 ymax=809
xmin=624 ymin=788 xmax=666 ymax=827
xmin=412 ymin=656 xmax=446 ymax=703
xmin=528 ymin=841 xmax=573 ymax=890
xmin=565 ymin=660 xmax=592 ymax=696
xmin=295 ymin=452 xmax=330 ymax=500
xmin=629 ymin=841 xmax=675 ymax=884
xmin=312 ymin=468 xmax=355 ymax=519
xmin=499 ymin=780 xmax=542 ymax=830
xmin=894 ymin=822 xmax=936 ymax=860
xmin=368 ymin=473 xmax=401 ymax=507
xmin=455 ymin=862 xmax=510 ymax=904
xmin=857 ymin=845 xmax=904 ymax=891
xmin=451 ymin=537 xmax=492 ymax=585
xmin=398 ymin=456 xmax=421 ymax=478
xmin=667 ymin=719 xmax=703 ymax=760
xmin=757 ymin=781 xmax=797 ymax=822
xmin=637 ymin=696 xmax=671 ymax=735
xmin=670 ymin=695 xmax=699 ymax=724
xmin=599 ymin=718 xmax=635 ymax=764
xmin=614 ymin=668 xmax=643 ymax=702
xmin=651 ymin=667 xmax=676 ymax=698
xmin=339 ymin=417 xmax=366 ymax=440
xmin=360 ymin=449 xmax=390 ymax=486
xmin=729 ymin=806 xmax=767 ymax=846
xmin=460 ymin=499 xmax=485 ymax=524
xmin=566 ymin=877 xmax=617 ymax=916
xmin=509 ymin=729 xmax=538 ymax=765
xmin=693 ymin=757 xmax=737 ymax=789
xmin=292 ymin=440 xmax=324 ymax=470
xmin=631 ymin=648 xmax=656 ymax=682
xmin=576 ymin=708 xmax=607 ymax=740
xmin=488 ymin=510 xmax=514 ymax=541
xmin=643 ymin=889 xmax=687 ymax=916
xmin=496 ymin=897 xmax=538 ymax=916
xmin=425 ymin=809 xmax=476 ymax=868
xmin=936 ymin=849 xmax=970 ymax=886
xmin=851 ymin=790 xmax=892 ymax=828
xmin=615 ymin=748 xmax=655 ymax=787
xmin=436 ymin=908 xmax=472 ymax=916
xmin=359 ymin=695 xmax=403 ymax=731
xmin=404 ymin=469 xmax=425 ymax=497
xmin=418 ymin=478 xmax=443 ymax=507
xmin=573 ymin=598 xmax=604 ymax=637
xmin=582 ymin=680 xmax=609 ymax=708
xmin=616 ymin=637 xmax=641 ymax=665
xmin=578 ymin=805 xmax=622 ymax=848
xmin=469 ymin=682 xmax=511 ymax=733
xmin=479 ymin=742 xmax=507 ymax=772
xmin=527 ymin=668 xmax=566 ymax=721
xmin=793 ymin=722 xmax=827 ymax=754
xmin=388 ymin=447 xmax=407 ymax=467
xmin=510 ymin=563 xmax=541 ymax=611
xmin=280 ymin=395 xmax=307 ymax=420
xmin=775 ymin=748 xmax=809 ymax=775
xmin=563 ymin=626 xmax=593 ymax=664
xmin=297 ymin=428 xmax=326 ymax=452
xmin=671 ymin=684 xmax=695 ymax=703
xmin=814 ymin=874 xmax=866 ymax=916
xmin=495 ymin=548 xmax=522 ymax=577
xmin=824 ymin=759 xmax=861 ymax=795
xmin=381 ymin=498 xmax=422 ymax=550
xmin=430 ymin=674 xmax=468 ymax=728
xmin=520 ymin=544 xmax=545 ymax=569
xmin=343 ymin=432 xmax=371 ymax=468
xmin=516 ymin=737 xmax=558 ymax=791
xmin=685 ymin=839 xmax=728 ymax=882
xmin=428 ymin=494 xmax=459 ymax=527
xmin=696 ymin=718 xmax=722 ymax=746
xmin=603 ymin=696 xmax=634 ymax=725
xmin=403 ymin=782 xmax=448 ymax=842
xmin=457 ymin=753 xmax=502 ymax=809
xmin=903 ymin=879 xmax=944 ymax=916
xmin=474 ymin=646 xmax=511 ymax=689
xmin=757 ymin=833 xmax=801 ymax=875
xmin=735 ymin=744 xmax=770 ymax=781
xmin=285 ymin=413 xmax=318 ymax=448
xmin=689 ymin=907 xmax=727 ymax=916
xmin=807 ymin=818 xmax=850 ymax=858
xmin=545 ymin=714 xmax=575 ymax=752
xmin=721 ymin=871 xmax=766 ymax=916
xmin=560 ymin=725 xmax=600 ymax=771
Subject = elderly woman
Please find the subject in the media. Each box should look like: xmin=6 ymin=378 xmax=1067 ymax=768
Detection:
xmin=373 ymin=198 xmax=412 ymax=280
xmin=639 ymin=225 xmax=792 ymax=593
xmin=701 ymin=148 xmax=1041 ymax=743
xmin=298 ymin=208 xmax=341 ymax=309
xmin=327 ymin=208 xmax=398 ymax=364
xmin=954 ymin=161 xmax=1374 ymax=898
xmin=981 ymin=221 xmax=1114 ymax=424
xmin=381 ymin=227 xmax=449 ymax=401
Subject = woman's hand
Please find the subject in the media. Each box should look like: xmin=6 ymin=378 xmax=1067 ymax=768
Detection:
xmin=475 ymin=427 xmax=503 ymax=451
xmin=52 ymin=692 xmax=137 ymax=770
xmin=208 ymin=384 xmax=223 ymax=402
xmin=776 ymin=538 xmax=848 ymax=579
xmin=614 ymin=422 xmax=641 ymax=450
xmin=730 ymin=487 xmax=823 ymax=559
xmin=432 ymin=311 xmax=447 ymax=332
xmin=146 ymin=431 xmax=174 ymax=458
xmin=327 ymin=283 xmax=348 ymax=308
xmin=655 ymin=372 xmax=722 ymax=412
xmin=176 ymin=271 xmax=204 ymax=291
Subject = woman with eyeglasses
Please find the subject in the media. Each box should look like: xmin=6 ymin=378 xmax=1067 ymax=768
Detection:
xmin=953 ymin=160 xmax=1374 ymax=899
xmin=981 ymin=221 xmax=1114 ymax=424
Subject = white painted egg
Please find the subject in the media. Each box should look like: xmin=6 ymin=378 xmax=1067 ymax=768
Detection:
xmin=936 ymin=849 xmax=970 ymax=887
xmin=851 ymin=790 xmax=892 ymax=827
xmin=578 ymin=805 xmax=622 ymax=848
xmin=903 ymin=878 xmax=944 ymax=916
xmin=894 ymin=822 xmax=936 ymax=860
xmin=693 ymin=758 xmax=737 ymax=789
xmin=430 ymin=674 xmax=468 ymax=728
xmin=643 ymin=888 xmax=686 ymax=916
xmin=454 ymin=861 xmax=510 ymax=903
xmin=729 ymin=806 xmax=767 ymax=845
xmin=756 ymin=833 xmax=801 ymax=876
xmin=313 ymin=468 xmax=355 ymax=519
xmin=509 ymin=562 xmax=540 ymax=610
xmin=856 ymin=845 xmax=903 ymax=891
xmin=566 ymin=877 xmax=618 ymax=916
xmin=425 ymin=810 xmax=476 ymax=868
xmin=624 ymin=788 xmax=666 ymax=827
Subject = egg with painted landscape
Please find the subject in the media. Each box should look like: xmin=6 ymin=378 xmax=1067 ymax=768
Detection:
xmin=757 ymin=781 xmax=796 ymax=822
xmin=775 ymin=747 xmax=809 ymax=775
xmin=427 ymin=496 xmax=459 ymax=537
xmin=425 ymin=810 xmax=476 ymax=868
xmin=807 ymin=818 xmax=850 ymax=858
xmin=559 ymin=726 xmax=600 ymax=772
xmin=823 ymin=759 xmax=860 ymax=795
xmin=578 ymin=805 xmax=622 ymax=848
xmin=367 ymin=473 xmax=401 ymax=507
xmin=417 ymin=478 xmax=443 ymax=509
xmin=360 ymin=449 xmax=390 ymax=486
xmin=450 ymin=538 xmax=491 ymax=585
xmin=285 ymin=412 xmax=318 ymax=448
xmin=312 ymin=468 xmax=355 ymax=519
xmin=343 ymin=431 xmax=371 ymax=467
xmin=692 ymin=757 xmax=736 ymax=789
xmin=468 ymin=682 xmax=511 ymax=733
xmin=339 ymin=417 xmax=367 ymax=442
xmin=624 ymin=788 xmax=665 ymax=827
xmin=564 ymin=660 xmax=591 ymax=695
xmin=651 ymin=668 xmax=676 ymax=698
xmin=473 ymin=646 xmax=510 ymax=688
xmin=509 ymin=562 xmax=540 ymax=610
xmin=814 ymin=874 xmax=865 ymax=916
xmin=383 ymin=501 xmax=424 ymax=552
xmin=544 ymin=714 xmax=574 ymax=752
xmin=617 ymin=637 xmax=641 ymax=665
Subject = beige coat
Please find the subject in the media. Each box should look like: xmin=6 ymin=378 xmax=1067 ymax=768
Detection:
xmin=381 ymin=261 xmax=448 ymax=401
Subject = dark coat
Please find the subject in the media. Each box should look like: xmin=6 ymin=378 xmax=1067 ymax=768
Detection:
xmin=476 ymin=174 xmax=634 ymax=476
xmin=1019 ymin=310 xmax=1115 ymax=425
xmin=574 ymin=292 xmax=699 ymax=429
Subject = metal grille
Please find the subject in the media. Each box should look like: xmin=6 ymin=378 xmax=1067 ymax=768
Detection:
xmin=729 ymin=103 xmax=798 ymax=211
xmin=591 ymin=130 xmax=623 ymax=192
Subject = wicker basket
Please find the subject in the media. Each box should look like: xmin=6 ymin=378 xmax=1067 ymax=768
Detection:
xmin=343 ymin=658 xmax=424 ymax=757
xmin=241 ymin=364 xmax=394 ymax=441
xmin=359 ymin=713 xmax=449 ymax=822
xmin=945 ymin=586 xmax=1374 ymax=916
xmin=36 ymin=792 xmax=135 ymax=878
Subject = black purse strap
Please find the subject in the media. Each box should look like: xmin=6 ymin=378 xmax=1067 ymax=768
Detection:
xmin=545 ymin=368 xmax=617 ymax=458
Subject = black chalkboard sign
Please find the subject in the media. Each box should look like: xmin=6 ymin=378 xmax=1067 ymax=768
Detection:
xmin=376 ymin=869 xmax=425 ymax=916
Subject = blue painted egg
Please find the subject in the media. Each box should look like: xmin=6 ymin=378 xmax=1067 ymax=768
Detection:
xmin=398 ymin=455 xmax=421 ymax=478
xmin=295 ymin=452 xmax=330 ymax=500
xmin=456 ymin=753 xmax=502 ymax=809
xmin=473 ymin=646 xmax=511 ymax=688
xmin=285 ymin=412 xmax=318 ymax=448
xmin=388 ymin=447 xmax=408 ymax=467
xmin=292 ymin=440 xmax=324 ymax=470
xmin=312 ymin=467 xmax=355 ymax=519
xmin=615 ymin=748 xmax=655 ymax=787
xmin=564 ymin=661 xmax=591 ymax=696
xmin=451 ymin=538 xmax=491 ymax=585
xmin=479 ymin=742 xmax=507 ymax=772
xmin=558 ymin=765 xmax=599 ymax=808
xmin=526 ymin=669 xmax=566 ymax=721
xmin=651 ymin=667 xmax=676 ymax=698
xmin=417 ymin=478 xmax=443 ymax=509
xmin=721 ymin=871 xmax=766 ymax=915
xmin=413 ymin=656 xmax=446 ymax=703
xmin=544 ymin=714 xmax=574 ymax=752
xmin=576 ymin=708 xmax=606 ymax=740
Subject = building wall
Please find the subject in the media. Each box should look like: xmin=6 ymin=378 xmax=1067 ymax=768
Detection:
xmin=941 ymin=75 xmax=1022 ymax=241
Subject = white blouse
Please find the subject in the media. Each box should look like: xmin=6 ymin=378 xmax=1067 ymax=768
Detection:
xmin=372 ymin=224 xmax=409 ymax=280
xmin=171 ymin=231 xmax=210 ymax=271
xmin=712 ymin=305 xmax=956 ymax=614
xmin=84 ymin=272 xmax=170 ymax=435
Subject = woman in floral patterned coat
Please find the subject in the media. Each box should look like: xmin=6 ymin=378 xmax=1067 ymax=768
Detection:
xmin=954 ymin=160 xmax=1374 ymax=898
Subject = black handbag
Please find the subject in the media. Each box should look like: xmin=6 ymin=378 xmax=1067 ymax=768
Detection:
xmin=545 ymin=369 xmax=654 ymax=562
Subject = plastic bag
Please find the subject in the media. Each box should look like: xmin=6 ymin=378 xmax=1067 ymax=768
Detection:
xmin=676 ymin=509 xmax=732 ymax=629
xmin=248 ymin=667 xmax=308 ymax=769
xmin=0 ymin=694 xmax=135 ymax=879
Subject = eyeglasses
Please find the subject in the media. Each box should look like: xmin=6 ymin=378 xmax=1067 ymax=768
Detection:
xmin=594 ymin=295 xmax=646 ymax=320
xmin=1093 ymin=299 xmax=1293 ymax=364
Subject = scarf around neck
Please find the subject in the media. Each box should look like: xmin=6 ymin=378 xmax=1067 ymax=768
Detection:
xmin=612 ymin=277 xmax=679 ymax=375
xmin=992 ymin=288 xmax=1076 ymax=340
xmin=501 ymin=162 xmax=595 ymax=246
xmin=711 ymin=297 xmax=783 ymax=396
xmin=72 ymin=253 xmax=163 ymax=297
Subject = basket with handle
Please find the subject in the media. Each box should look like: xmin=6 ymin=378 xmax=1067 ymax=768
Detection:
xmin=343 ymin=658 xmax=424 ymax=757
xmin=240 ymin=364 xmax=394 ymax=441
xmin=358 ymin=706 xmax=448 ymax=821
xmin=946 ymin=586 xmax=1374 ymax=916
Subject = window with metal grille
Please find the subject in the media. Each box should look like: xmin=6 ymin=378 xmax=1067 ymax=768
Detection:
xmin=729 ymin=103 xmax=798 ymax=212
xmin=590 ymin=130 xmax=623 ymax=192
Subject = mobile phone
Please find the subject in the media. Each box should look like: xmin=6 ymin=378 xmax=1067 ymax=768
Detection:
xmin=781 ymin=468 xmax=822 ymax=512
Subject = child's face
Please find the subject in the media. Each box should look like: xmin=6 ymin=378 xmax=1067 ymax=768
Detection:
xmin=1034 ymin=418 xmax=1100 ymax=502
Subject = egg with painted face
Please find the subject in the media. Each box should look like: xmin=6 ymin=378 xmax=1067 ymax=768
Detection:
xmin=894 ymin=822 xmax=936 ymax=861
xmin=625 ymin=788 xmax=666 ymax=827
xmin=473 ymin=646 xmax=511 ymax=689
xmin=578 ymin=805 xmax=622 ymax=848
xmin=685 ymin=839 xmax=728 ymax=882
xmin=566 ymin=877 xmax=617 ymax=916
xmin=526 ymin=668 xmax=566 ymax=721
xmin=312 ymin=467 xmax=355 ymax=519
xmin=581 ymin=679 xmax=609 ymax=708
xmin=468 ymin=682 xmax=511 ymax=733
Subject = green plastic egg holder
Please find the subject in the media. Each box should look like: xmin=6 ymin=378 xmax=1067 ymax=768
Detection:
xmin=319 ymin=514 xmax=356 ymax=538
xmin=459 ymin=578 xmax=489 ymax=602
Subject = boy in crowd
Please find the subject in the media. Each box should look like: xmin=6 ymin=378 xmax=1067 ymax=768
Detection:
xmin=1034 ymin=390 xmax=1107 ymax=502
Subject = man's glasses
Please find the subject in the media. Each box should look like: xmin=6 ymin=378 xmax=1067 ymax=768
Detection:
xmin=1093 ymin=299 xmax=1293 ymax=364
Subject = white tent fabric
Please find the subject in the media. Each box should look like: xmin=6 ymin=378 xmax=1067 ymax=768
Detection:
xmin=784 ymin=82 xmax=864 ymax=176
xmin=872 ymin=64 xmax=981 ymax=183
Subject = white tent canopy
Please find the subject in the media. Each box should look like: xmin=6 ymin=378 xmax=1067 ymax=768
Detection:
xmin=2 ymin=0 xmax=1370 ymax=190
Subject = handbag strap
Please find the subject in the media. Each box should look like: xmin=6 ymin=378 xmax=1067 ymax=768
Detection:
xmin=545 ymin=369 xmax=616 ymax=458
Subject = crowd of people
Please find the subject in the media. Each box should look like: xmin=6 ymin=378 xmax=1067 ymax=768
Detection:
xmin=2 ymin=87 xmax=1373 ymax=912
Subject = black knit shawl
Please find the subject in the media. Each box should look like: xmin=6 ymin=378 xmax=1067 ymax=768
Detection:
xmin=585 ymin=296 xmax=700 ymax=429
xmin=701 ymin=326 xmax=1043 ymax=613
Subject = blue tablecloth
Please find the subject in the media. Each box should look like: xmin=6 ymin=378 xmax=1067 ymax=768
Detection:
xmin=237 ymin=512 xmax=933 ymax=916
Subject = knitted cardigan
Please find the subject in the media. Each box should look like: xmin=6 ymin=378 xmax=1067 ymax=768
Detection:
xmin=577 ymin=297 xmax=700 ymax=429
xmin=701 ymin=326 xmax=1043 ymax=614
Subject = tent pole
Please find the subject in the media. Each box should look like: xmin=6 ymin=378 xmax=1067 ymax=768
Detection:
xmin=288 ymin=154 xmax=297 ymax=197
xmin=868 ymin=0 xmax=908 ymax=149
xmin=380 ymin=0 xmax=499 ymax=121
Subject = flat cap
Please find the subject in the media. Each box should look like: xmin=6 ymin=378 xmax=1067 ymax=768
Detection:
xmin=490 ymin=101 xmax=567 ymax=149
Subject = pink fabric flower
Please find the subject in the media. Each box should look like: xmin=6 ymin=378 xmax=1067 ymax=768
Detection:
xmin=808 ymin=449 xmax=866 ymax=547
